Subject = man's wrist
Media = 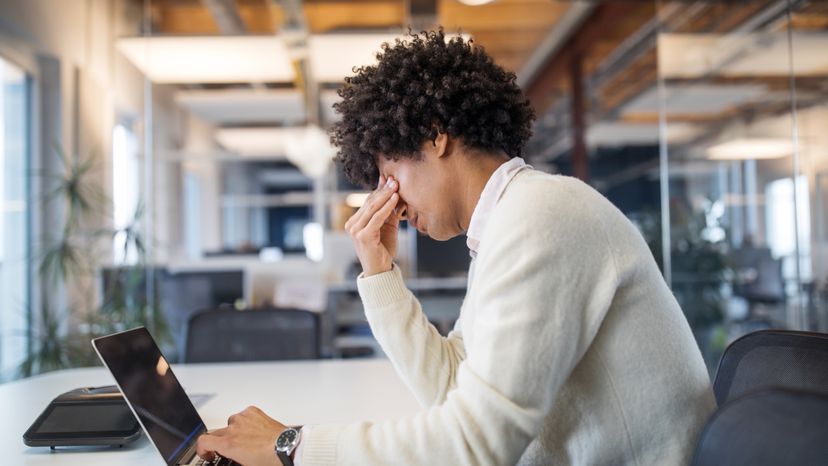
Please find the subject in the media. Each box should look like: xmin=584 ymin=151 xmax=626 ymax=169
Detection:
xmin=363 ymin=267 xmax=392 ymax=277
xmin=274 ymin=426 xmax=302 ymax=466
xmin=362 ymin=260 xmax=393 ymax=277
xmin=275 ymin=426 xmax=302 ymax=466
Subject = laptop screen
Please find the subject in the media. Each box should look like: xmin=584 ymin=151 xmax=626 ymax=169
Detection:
xmin=93 ymin=327 xmax=205 ymax=465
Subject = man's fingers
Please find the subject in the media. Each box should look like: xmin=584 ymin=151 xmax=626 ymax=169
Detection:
xmin=349 ymin=180 xmax=398 ymax=234
xmin=345 ymin=176 xmax=391 ymax=231
xmin=365 ymin=193 xmax=399 ymax=233
xmin=197 ymin=432 xmax=226 ymax=460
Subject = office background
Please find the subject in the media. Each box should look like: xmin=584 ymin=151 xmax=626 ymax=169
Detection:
xmin=0 ymin=0 xmax=826 ymax=382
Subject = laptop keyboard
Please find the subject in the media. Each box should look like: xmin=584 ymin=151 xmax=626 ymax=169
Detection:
xmin=194 ymin=454 xmax=239 ymax=466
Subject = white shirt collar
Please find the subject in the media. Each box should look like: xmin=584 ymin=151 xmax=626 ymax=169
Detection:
xmin=466 ymin=157 xmax=531 ymax=257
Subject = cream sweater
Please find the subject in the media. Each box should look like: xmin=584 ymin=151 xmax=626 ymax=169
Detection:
xmin=302 ymin=170 xmax=715 ymax=465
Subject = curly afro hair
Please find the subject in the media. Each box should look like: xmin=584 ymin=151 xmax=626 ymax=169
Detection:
xmin=330 ymin=28 xmax=536 ymax=188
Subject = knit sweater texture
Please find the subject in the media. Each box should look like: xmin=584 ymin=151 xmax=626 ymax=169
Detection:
xmin=302 ymin=170 xmax=716 ymax=465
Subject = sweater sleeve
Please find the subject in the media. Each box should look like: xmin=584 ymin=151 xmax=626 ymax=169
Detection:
xmin=301 ymin=180 xmax=619 ymax=466
xmin=355 ymin=264 xmax=466 ymax=408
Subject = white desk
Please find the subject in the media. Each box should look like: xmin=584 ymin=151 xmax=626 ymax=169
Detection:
xmin=2 ymin=359 xmax=420 ymax=465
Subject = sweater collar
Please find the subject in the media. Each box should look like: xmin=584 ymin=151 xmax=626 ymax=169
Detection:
xmin=466 ymin=157 xmax=531 ymax=257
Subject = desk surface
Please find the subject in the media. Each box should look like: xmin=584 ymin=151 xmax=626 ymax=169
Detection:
xmin=2 ymin=359 xmax=420 ymax=465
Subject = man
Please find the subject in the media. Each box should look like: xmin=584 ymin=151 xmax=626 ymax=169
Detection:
xmin=197 ymin=29 xmax=715 ymax=466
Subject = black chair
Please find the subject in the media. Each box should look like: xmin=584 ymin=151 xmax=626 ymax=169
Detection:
xmin=712 ymin=329 xmax=828 ymax=405
xmin=183 ymin=307 xmax=320 ymax=363
xmin=691 ymin=387 xmax=828 ymax=466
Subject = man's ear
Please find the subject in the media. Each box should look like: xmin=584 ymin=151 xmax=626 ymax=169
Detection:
xmin=432 ymin=132 xmax=449 ymax=158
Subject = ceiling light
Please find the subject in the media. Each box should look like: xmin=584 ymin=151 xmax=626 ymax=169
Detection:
xmin=283 ymin=125 xmax=336 ymax=178
xmin=175 ymin=89 xmax=306 ymax=124
xmin=706 ymin=138 xmax=794 ymax=160
xmin=586 ymin=122 xmax=701 ymax=147
xmin=215 ymin=127 xmax=305 ymax=157
xmin=117 ymin=36 xmax=295 ymax=83
xmin=658 ymin=33 xmax=828 ymax=79
xmin=308 ymin=32 xmax=471 ymax=82
xmin=215 ymin=126 xmax=334 ymax=178
xmin=458 ymin=0 xmax=495 ymax=5
xmin=622 ymin=84 xmax=767 ymax=116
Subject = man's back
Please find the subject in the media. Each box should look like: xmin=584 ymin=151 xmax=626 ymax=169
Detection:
xmin=468 ymin=170 xmax=716 ymax=465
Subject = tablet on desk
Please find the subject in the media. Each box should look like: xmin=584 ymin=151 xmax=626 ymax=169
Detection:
xmin=23 ymin=385 xmax=142 ymax=448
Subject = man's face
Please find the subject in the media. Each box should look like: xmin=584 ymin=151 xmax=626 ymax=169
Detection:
xmin=376 ymin=150 xmax=462 ymax=241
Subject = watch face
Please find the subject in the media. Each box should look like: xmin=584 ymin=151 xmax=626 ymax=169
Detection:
xmin=277 ymin=428 xmax=298 ymax=451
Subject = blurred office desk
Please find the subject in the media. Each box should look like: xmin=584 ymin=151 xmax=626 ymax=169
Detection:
xmin=328 ymin=276 xmax=467 ymax=355
xmin=3 ymin=359 xmax=420 ymax=465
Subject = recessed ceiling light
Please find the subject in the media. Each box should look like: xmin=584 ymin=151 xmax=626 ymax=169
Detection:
xmin=215 ymin=126 xmax=334 ymax=178
xmin=308 ymin=32 xmax=471 ymax=83
xmin=706 ymin=138 xmax=794 ymax=160
xmin=215 ymin=127 xmax=305 ymax=157
xmin=117 ymin=36 xmax=295 ymax=83
xmin=175 ymin=89 xmax=306 ymax=124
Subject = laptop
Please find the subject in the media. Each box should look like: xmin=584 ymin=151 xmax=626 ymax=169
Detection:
xmin=92 ymin=327 xmax=238 ymax=466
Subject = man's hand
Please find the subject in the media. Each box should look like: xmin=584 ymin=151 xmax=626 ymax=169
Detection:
xmin=196 ymin=406 xmax=287 ymax=466
xmin=345 ymin=175 xmax=405 ymax=277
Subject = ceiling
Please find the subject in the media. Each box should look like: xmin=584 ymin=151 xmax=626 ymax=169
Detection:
xmin=527 ymin=0 xmax=828 ymax=161
xmin=126 ymin=0 xmax=575 ymax=158
xmin=145 ymin=0 xmax=569 ymax=76
xmin=127 ymin=0 xmax=828 ymax=166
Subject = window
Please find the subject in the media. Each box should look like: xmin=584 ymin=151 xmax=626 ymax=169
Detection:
xmin=112 ymin=122 xmax=140 ymax=264
xmin=766 ymin=176 xmax=811 ymax=282
xmin=0 ymin=56 xmax=29 ymax=379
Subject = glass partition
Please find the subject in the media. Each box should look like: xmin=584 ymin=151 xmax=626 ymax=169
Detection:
xmin=655 ymin=0 xmax=827 ymax=367
xmin=789 ymin=0 xmax=828 ymax=333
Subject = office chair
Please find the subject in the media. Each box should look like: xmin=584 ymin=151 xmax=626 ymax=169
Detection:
xmin=712 ymin=329 xmax=828 ymax=405
xmin=691 ymin=387 xmax=828 ymax=466
xmin=183 ymin=307 xmax=320 ymax=363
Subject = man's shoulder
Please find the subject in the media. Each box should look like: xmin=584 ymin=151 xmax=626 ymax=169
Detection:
xmin=497 ymin=170 xmax=605 ymax=218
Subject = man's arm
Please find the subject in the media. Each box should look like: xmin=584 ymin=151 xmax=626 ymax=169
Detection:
xmin=197 ymin=181 xmax=619 ymax=466
xmin=298 ymin=183 xmax=619 ymax=465
xmin=357 ymin=265 xmax=466 ymax=407
xmin=341 ymin=174 xmax=466 ymax=407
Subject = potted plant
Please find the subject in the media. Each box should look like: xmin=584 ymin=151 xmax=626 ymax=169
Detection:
xmin=19 ymin=145 xmax=168 ymax=377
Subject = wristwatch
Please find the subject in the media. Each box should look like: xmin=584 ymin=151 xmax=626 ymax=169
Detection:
xmin=275 ymin=426 xmax=302 ymax=466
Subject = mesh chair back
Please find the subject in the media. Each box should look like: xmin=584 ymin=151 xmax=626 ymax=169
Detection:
xmin=713 ymin=330 xmax=828 ymax=405
xmin=691 ymin=387 xmax=828 ymax=466
xmin=184 ymin=307 xmax=320 ymax=363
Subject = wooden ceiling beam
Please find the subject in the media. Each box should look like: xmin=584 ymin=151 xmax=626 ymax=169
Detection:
xmin=524 ymin=2 xmax=655 ymax=116
xmin=154 ymin=1 xmax=284 ymax=33
xmin=155 ymin=3 xmax=220 ymax=34
xmin=303 ymin=1 xmax=404 ymax=33
xmin=439 ymin=0 xmax=566 ymax=31
xmin=470 ymin=28 xmax=549 ymax=52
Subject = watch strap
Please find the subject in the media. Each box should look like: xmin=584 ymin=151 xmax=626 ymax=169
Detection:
xmin=277 ymin=451 xmax=294 ymax=466
xmin=275 ymin=426 xmax=302 ymax=466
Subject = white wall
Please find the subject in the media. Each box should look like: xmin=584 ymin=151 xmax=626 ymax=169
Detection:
xmin=0 ymin=0 xmax=189 ymax=325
